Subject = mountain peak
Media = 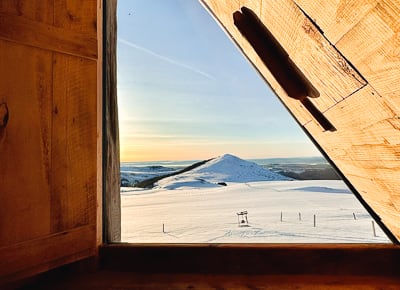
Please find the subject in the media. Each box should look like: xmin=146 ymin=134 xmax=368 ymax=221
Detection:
xmin=156 ymin=154 xmax=290 ymax=189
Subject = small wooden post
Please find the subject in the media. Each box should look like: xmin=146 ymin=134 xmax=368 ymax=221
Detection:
xmin=163 ymin=223 xmax=165 ymax=233
xmin=353 ymin=212 xmax=357 ymax=220
xmin=372 ymin=221 xmax=376 ymax=237
xmin=280 ymin=211 xmax=283 ymax=222
xmin=299 ymin=212 xmax=301 ymax=221
xmin=313 ymin=214 xmax=316 ymax=227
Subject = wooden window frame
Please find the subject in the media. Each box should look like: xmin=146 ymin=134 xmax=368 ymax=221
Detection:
xmin=101 ymin=0 xmax=399 ymax=276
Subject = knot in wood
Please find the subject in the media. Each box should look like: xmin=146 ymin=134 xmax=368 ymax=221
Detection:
xmin=0 ymin=102 xmax=9 ymax=127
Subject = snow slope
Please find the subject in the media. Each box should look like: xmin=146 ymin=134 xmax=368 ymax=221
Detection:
xmin=121 ymin=154 xmax=389 ymax=243
xmin=156 ymin=154 xmax=290 ymax=189
xmin=121 ymin=180 xmax=389 ymax=243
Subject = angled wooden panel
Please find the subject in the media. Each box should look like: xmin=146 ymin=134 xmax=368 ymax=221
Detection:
xmin=201 ymin=0 xmax=400 ymax=242
xmin=201 ymin=0 xmax=240 ymax=32
xmin=0 ymin=40 xmax=52 ymax=246
xmin=201 ymin=0 xmax=366 ymax=128
xmin=336 ymin=0 xmax=400 ymax=105
xmin=305 ymin=85 xmax=400 ymax=241
xmin=256 ymin=0 xmax=366 ymax=107
xmin=51 ymin=54 xmax=97 ymax=232
xmin=293 ymin=0 xmax=379 ymax=44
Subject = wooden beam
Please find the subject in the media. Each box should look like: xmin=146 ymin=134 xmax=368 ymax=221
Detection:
xmin=103 ymin=0 xmax=121 ymax=242
xmin=201 ymin=0 xmax=366 ymax=127
xmin=0 ymin=12 xmax=97 ymax=59
xmin=304 ymin=85 xmax=400 ymax=241
xmin=0 ymin=225 xmax=96 ymax=283
xmin=100 ymin=243 xmax=400 ymax=276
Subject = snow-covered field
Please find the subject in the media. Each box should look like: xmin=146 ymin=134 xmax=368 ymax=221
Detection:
xmin=121 ymin=155 xmax=389 ymax=243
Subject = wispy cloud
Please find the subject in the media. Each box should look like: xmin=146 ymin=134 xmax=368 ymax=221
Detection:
xmin=118 ymin=38 xmax=215 ymax=80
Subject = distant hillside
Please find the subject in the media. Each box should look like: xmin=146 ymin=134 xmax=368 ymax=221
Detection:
xmin=277 ymin=168 xmax=341 ymax=180
xmin=155 ymin=154 xmax=290 ymax=190
xmin=134 ymin=158 xmax=212 ymax=188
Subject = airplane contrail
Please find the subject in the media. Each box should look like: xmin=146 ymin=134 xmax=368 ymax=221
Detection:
xmin=118 ymin=38 xmax=215 ymax=80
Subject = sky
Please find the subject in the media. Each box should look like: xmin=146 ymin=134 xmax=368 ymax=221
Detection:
xmin=117 ymin=0 xmax=321 ymax=162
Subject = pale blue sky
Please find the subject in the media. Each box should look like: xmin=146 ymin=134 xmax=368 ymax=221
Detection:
xmin=117 ymin=0 xmax=321 ymax=161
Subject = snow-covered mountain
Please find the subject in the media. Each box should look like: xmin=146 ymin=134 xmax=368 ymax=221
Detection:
xmin=156 ymin=154 xmax=290 ymax=189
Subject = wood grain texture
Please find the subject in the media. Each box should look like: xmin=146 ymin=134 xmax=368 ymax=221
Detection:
xmin=0 ymin=12 xmax=97 ymax=59
xmin=0 ymin=0 xmax=101 ymax=281
xmin=54 ymin=0 xmax=97 ymax=36
xmin=17 ymin=272 xmax=400 ymax=290
xmin=201 ymin=0 xmax=400 ymax=241
xmin=0 ymin=0 xmax=54 ymax=24
xmin=0 ymin=225 xmax=96 ymax=283
xmin=201 ymin=0 xmax=366 ymax=127
xmin=256 ymin=0 xmax=367 ymax=107
xmin=336 ymin=0 xmax=400 ymax=104
xmin=96 ymin=0 xmax=104 ymax=247
xmin=294 ymin=0 xmax=380 ymax=44
xmin=51 ymin=54 xmax=97 ymax=232
xmin=0 ymin=40 xmax=52 ymax=246
xmin=100 ymin=243 xmax=400 ymax=276
xmin=104 ymin=0 xmax=121 ymax=242
xmin=9 ymin=244 xmax=400 ymax=289
xmin=304 ymin=85 xmax=400 ymax=241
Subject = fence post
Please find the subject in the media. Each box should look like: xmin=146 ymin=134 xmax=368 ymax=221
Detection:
xmin=313 ymin=214 xmax=316 ymax=227
xmin=372 ymin=220 xmax=376 ymax=237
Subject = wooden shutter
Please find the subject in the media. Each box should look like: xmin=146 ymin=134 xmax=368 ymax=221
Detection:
xmin=0 ymin=0 xmax=102 ymax=282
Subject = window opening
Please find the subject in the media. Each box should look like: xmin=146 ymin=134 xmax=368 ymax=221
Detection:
xmin=116 ymin=0 xmax=390 ymax=243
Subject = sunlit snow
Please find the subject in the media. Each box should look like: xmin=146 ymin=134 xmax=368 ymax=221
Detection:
xmin=121 ymin=154 xmax=389 ymax=243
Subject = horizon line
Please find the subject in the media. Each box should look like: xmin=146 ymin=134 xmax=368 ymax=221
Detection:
xmin=120 ymin=155 xmax=324 ymax=163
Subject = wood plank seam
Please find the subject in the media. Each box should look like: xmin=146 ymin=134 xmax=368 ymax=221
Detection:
xmin=0 ymin=225 xmax=96 ymax=278
xmin=201 ymin=0 xmax=400 ymax=244
xmin=293 ymin=1 xmax=368 ymax=88
xmin=301 ymin=82 xmax=377 ymax=128
xmin=0 ymin=13 xmax=97 ymax=60
xmin=303 ymin=81 xmax=371 ymax=127
xmin=293 ymin=0 xmax=381 ymax=45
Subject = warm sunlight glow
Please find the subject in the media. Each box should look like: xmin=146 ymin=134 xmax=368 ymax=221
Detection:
xmin=117 ymin=0 xmax=390 ymax=245
xmin=120 ymin=140 xmax=321 ymax=162
xmin=117 ymin=0 xmax=321 ymax=162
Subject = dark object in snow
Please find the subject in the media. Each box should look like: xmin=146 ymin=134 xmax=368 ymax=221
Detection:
xmin=218 ymin=182 xmax=227 ymax=186
xmin=237 ymin=211 xmax=249 ymax=227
